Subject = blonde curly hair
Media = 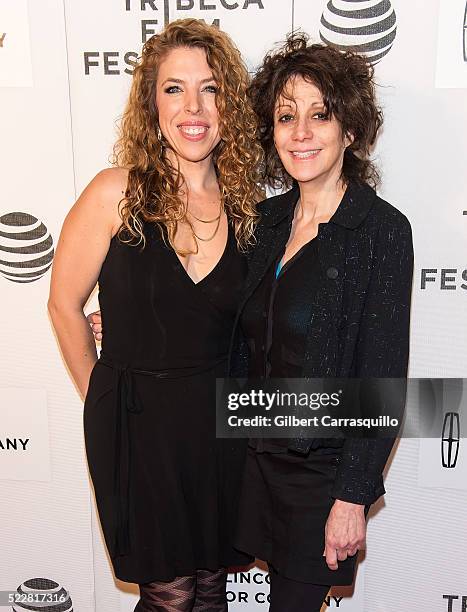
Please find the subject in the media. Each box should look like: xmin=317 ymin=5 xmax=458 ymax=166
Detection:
xmin=112 ymin=18 xmax=264 ymax=253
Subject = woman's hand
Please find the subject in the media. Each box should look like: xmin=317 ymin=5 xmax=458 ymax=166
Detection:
xmin=323 ymin=499 xmax=366 ymax=570
xmin=87 ymin=311 xmax=103 ymax=341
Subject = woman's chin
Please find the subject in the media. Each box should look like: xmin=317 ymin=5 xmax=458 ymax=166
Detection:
xmin=167 ymin=142 xmax=219 ymax=165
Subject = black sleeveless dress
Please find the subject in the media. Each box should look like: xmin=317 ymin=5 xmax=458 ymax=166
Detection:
xmin=83 ymin=220 xmax=250 ymax=584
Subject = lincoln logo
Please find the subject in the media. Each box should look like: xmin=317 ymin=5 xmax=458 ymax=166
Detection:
xmin=319 ymin=0 xmax=397 ymax=64
xmin=441 ymin=412 xmax=460 ymax=469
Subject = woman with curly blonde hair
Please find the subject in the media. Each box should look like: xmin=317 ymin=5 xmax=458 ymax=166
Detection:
xmin=48 ymin=18 xmax=263 ymax=611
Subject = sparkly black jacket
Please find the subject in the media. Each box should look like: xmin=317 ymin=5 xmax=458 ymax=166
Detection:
xmin=227 ymin=181 xmax=414 ymax=506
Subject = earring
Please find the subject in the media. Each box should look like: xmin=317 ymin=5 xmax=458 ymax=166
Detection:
xmin=156 ymin=125 xmax=162 ymax=142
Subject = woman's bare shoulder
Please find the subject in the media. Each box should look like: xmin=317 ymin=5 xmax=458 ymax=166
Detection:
xmin=78 ymin=167 xmax=130 ymax=235
xmin=90 ymin=166 xmax=129 ymax=198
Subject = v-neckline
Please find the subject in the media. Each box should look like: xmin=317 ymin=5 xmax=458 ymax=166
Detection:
xmin=169 ymin=225 xmax=231 ymax=287
xmin=276 ymin=237 xmax=315 ymax=280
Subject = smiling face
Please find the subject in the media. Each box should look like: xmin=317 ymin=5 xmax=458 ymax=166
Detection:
xmin=155 ymin=46 xmax=221 ymax=165
xmin=273 ymin=75 xmax=353 ymax=188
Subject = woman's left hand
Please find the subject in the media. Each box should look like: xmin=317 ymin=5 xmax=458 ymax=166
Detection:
xmin=323 ymin=499 xmax=366 ymax=570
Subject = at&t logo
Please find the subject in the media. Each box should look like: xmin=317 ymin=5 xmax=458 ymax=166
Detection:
xmin=319 ymin=0 xmax=397 ymax=64
xmin=11 ymin=578 xmax=72 ymax=611
xmin=0 ymin=212 xmax=54 ymax=283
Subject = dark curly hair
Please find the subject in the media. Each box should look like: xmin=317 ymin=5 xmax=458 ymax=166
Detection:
xmin=248 ymin=32 xmax=383 ymax=189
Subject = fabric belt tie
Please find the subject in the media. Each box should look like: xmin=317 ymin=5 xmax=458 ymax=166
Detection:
xmin=97 ymin=354 xmax=227 ymax=558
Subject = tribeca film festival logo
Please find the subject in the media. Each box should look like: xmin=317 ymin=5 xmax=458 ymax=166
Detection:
xmin=442 ymin=594 xmax=467 ymax=612
xmin=319 ymin=0 xmax=397 ymax=64
xmin=83 ymin=0 xmax=264 ymax=76
xmin=0 ymin=212 xmax=54 ymax=284
xmin=420 ymin=268 xmax=467 ymax=291
xmin=0 ymin=577 xmax=72 ymax=611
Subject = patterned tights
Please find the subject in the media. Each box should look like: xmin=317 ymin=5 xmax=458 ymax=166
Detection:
xmin=134 ymin=568 xmax=227 ymax=612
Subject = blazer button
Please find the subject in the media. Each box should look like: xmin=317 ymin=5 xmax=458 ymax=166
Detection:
xmin=326 ymin=266 xmax=339 ymax=280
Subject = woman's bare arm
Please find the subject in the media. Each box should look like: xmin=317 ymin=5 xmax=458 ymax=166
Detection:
xmin=48 ymin=168 xmax=127 ymax=399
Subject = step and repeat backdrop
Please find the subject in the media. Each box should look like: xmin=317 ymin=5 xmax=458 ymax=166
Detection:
xmin=1 ymin=0 xmax=466 ymax=610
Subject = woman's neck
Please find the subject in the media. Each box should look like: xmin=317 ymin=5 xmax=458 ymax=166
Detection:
xmin=166 ymin=150 xmax=219 ymax=196
xmin=296 ymin=172 xmax=347 ymax=225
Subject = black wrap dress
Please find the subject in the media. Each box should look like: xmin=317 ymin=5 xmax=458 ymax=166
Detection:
xmin=83 ymin=220 xmax=250 ymax=584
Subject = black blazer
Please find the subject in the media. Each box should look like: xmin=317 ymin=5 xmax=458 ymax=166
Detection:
xmin=228 ymin=181 xmax=414 ymax=506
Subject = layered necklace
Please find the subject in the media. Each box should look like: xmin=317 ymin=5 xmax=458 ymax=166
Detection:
xmin=186 ymin=200 xmax=223 ymax=242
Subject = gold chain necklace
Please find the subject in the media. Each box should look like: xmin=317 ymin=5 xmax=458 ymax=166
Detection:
xmin=187 ymin=207 xmax=221 ymax=224
xmin=191 ymin=213 xmax=222 ymax=242
xmin=186 ymin=201 xmax=223 ymax=242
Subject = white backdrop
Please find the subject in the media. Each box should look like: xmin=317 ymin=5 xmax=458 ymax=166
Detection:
xmin=1 ymin=0 xmax=467 ymax=610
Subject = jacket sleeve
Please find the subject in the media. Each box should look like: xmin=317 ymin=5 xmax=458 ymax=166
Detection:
xmin=330 ymin=212 xmax=414 ymax=506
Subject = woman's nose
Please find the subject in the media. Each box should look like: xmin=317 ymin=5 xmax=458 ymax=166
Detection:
xmin=291 ymin=118 xmax=313 ymax=141
xmin=185 ymin=92 xmax=202 ymax=115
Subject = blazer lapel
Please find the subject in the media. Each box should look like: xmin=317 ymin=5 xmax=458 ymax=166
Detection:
xmin=237 ymin=187 xmax=299 ymax=319
xmin=241 ymin=224 xmax=288 ymax=306
xmin=227 ymin=189 xmax=298 ymax=373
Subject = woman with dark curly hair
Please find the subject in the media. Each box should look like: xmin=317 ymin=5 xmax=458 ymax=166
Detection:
xmin=48 ymin=19 xmax=263 ymax=612
xmin=229 ymin=34 xmax=414 ymax=611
